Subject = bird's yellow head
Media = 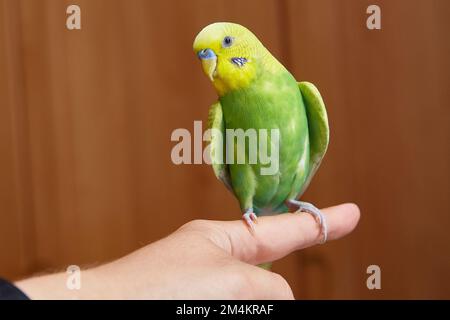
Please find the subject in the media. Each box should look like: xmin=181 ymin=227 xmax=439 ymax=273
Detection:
xmin=193 ymin=22 xmax=280 ymax=96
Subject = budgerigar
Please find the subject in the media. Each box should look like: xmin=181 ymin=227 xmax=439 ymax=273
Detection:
xmin=193 ymin=22 xmax=329 ymax=243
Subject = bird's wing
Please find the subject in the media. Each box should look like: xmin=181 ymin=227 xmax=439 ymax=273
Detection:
xmin=295 ymin=81 xmax=330 ymax=197
xmin=208 ymin=101 xmax=233 ymax=192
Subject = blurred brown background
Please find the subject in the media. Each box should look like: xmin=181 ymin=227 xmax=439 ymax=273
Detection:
xmin=1 ymin=0 xmax=449 ymax=299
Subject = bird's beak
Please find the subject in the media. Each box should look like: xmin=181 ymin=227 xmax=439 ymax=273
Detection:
xmin=197 ymin=49 xmax=217 ymax=81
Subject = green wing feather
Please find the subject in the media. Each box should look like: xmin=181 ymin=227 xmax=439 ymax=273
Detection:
xmin=207 ymin=101 xmax=233 ymax=192
xmin=295 ymin=81 xmax=330 ymax=197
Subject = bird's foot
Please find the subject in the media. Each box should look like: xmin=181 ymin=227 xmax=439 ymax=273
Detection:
xmin=242 ymin=208 xmax=258 ymax=232
xmin=288 ymin=200 xmax=328 ymax=244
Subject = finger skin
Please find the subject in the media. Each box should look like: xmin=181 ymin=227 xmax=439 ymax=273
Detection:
xmin=247 ymin=266 xmax=294 ymax=300
xmin=210 ymin=203 xmax=360 ymax=265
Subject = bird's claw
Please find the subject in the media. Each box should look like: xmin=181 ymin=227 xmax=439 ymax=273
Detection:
xmin=289 ymin=200 xmax=328 ymax=244
xmin=242 ymin=209 xmax=258 ymax=232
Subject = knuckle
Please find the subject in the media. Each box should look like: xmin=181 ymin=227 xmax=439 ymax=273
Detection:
xmin=226 ymin=267 xmax=256 ymax=299
xmin=180 ymin=219 xmax=211 ymax=231
xmin=273 ymin=274 xmax=294 ymax=299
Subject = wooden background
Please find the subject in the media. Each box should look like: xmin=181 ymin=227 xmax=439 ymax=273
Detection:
xmin=1 ymin=0 xmax=449 ymax=299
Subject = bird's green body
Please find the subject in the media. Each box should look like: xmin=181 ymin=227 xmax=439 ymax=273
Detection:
xmin=194 ymin=22 xmax=329 ymax=217
xmin=219 ymin=69 xmax=309 ymax=214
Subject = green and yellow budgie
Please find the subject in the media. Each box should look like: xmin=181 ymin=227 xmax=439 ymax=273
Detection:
xmin=193 ymin=22 xmax=329 ymax=243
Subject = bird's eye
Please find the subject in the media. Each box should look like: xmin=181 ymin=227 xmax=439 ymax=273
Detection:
xmin=222 ymin=36 xmax=234 ymax=48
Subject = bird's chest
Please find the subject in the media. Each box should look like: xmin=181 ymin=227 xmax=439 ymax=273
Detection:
xmin=219 ymin=81 xmax=306 ymax=140
xmin=219 ymin=78 xmax=309 ymax=180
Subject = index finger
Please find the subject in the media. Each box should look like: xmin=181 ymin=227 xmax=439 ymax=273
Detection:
xmin=212 ymin=203 xmax=360 ymax=265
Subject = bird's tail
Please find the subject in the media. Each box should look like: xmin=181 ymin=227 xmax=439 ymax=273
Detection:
xmin=254 ymin=203 xmax=289 ymax=216
xmin=255 ymin=203 xmax=290 ymax=271
xmin=258 ymin=262 xmax=273 ymax=270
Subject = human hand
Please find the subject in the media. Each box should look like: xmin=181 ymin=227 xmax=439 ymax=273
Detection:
xmin=16 ymin=203 xmax=360 ymax=299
